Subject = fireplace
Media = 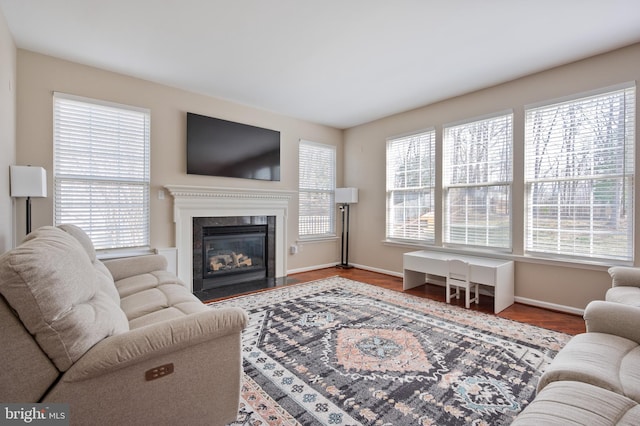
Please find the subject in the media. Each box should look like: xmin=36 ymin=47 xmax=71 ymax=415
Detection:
xmin=192 ymin=216 xmax=276 ymax=296
xmin=165 ymin=185 xmax=294 ymax=295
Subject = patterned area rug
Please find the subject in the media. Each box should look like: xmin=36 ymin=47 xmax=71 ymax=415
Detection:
xmin=210 ymin=277 xmax=570 ymax=425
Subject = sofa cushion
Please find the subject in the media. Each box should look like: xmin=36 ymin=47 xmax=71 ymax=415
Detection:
xmin=57 ymin=223 xmax=98 ymax=261
xmin=116 ymin=272 xmax=208 ymax=329
xmin=537 ymin=332 xmax=640 ymax=403
xmin=57 ymin=224 xmax=120 ymax=304
xmin=0 ymin=226 xmax=129 ymax=371
xmin=512 ymin=381 xmax=640 ymax=426
xmin=621 ymin=345 xmax=640 ymax=403
xmin=606 ymin=286 xmax=640 ymax=307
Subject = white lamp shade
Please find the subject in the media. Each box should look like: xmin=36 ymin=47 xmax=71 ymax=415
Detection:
xmin=335 ymin=187 xmax=358 ymax=204
xmin=10 ymin=165 xmax=47 ymax=198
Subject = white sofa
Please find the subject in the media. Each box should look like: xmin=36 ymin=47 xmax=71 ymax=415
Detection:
xmin=513 ymin=267 xmax=640 ymax=425
xmin=0 ymin=225 xmax=247 ymax=425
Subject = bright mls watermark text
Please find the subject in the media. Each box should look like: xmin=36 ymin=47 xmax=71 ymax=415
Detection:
xmin=1 ymin=404 xmax=69 ymax=425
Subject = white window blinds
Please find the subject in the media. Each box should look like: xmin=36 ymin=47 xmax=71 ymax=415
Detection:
xmin=298 ymin=140 xmax=336 ymax=238
xmin=525 ymin=84 xmax=635 ymax=261
xmin=53 ymin=93 xmax=151 ymax=251
xmin=386 ymin=130 xmax=436 ymax=243
xmin=443 ymin=113 xmax=513 ymax=249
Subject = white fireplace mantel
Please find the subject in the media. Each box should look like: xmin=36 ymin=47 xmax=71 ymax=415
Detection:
xmin=165 ymin=185 xmax=295 ymax=292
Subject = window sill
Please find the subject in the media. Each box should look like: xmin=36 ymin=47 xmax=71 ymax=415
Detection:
xmin=97 ymin=247 xmax=155 ymax=260
xmin=297 ymin=235 xmax=339 ymax=244
xmin=382 ymin=239 xmax=629 ymax=271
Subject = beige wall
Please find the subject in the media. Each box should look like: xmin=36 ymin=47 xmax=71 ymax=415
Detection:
xmin=0 ymin=9 xmax=16 ymax=252
xmin=15 ymin=50 xmax=343 ymax=271
xmin=12 ymin=41 xmax=640 ymax=311
xmin=344 ymin=43 xmax=640 ymax=312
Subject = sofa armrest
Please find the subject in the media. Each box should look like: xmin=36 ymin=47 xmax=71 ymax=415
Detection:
xmin=583 ymin=300 xmax=640 ymax=344
xmin=103 ymin=254 xmax=168 ymax=281
xmin=63 ymin=307 xmax=248 ymax=382
xmin=608 ymin=266 xmax=640 ymax=288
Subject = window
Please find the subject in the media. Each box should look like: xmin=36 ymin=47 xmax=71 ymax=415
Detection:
xmin=298 ymin=140 xmax=336 ymax=238
xmin=53 ymin=93 xmax=150 ymax=251
xmin=525 ymin=85 xmax=635 ymax=261
xmin=386 ymin=130 xmax=436 ymax=243
xmin=443 ymin=113 xmax=513 ymax=249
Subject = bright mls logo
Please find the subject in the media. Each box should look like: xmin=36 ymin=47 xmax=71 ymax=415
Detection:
xmin=1 ymin=404 xmax=69 ymax=425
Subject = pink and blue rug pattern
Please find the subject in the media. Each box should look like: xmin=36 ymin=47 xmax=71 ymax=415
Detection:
xmin=211 ymin=277 xmax=570 ymax=425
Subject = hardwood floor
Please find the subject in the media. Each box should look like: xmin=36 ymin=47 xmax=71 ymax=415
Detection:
xmin=288 ymin=267 xmax=587 ymax=336
xmin=206 ymin=266 xmax=586 ymax=336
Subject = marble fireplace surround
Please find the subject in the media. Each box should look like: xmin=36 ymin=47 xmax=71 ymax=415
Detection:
xmin=165 ymin=185 xmax=294 ymax=293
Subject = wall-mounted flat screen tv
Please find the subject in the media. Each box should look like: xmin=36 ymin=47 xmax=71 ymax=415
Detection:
xmin=186 ymin=112 xmax=281 ymax=181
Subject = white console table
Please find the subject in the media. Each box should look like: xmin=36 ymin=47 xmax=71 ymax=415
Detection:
xmin=403 ymin=250 xmax=514 ymax=313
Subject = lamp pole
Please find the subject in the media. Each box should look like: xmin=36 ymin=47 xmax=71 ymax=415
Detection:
xmin=337 ymin=203 xmax=353 ymax=269
xmin=26 ymin=196 xmax=32 ymax=234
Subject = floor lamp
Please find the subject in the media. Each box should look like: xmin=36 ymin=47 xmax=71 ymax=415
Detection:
xmin=10 ymin=165 xmax=48 ymax=235
xmin=335 ymin=187 xmax=358 ymax=269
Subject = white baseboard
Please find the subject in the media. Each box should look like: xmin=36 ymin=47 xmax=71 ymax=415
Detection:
xmin=514 ymin=296 xmax=585 ymax=316
xmin=287 ymin=262 xmax=402 ymax=277
xmin=348 ymin=263 xmax=404 ymax=278
xmin=287 ymin=262 xmax=339 ymax=275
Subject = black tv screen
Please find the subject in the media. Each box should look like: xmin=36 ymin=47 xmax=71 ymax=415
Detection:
xmin=187 ymin=112 xmax=281 ymax=181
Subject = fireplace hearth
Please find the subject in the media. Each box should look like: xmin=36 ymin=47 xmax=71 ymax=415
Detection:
xmin=193 ymin=216 xmax=277 ymax=299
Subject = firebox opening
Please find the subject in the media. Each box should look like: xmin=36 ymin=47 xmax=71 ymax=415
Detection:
xmin=203 ymin=225 xmax=267 ymax=288
xmin=192 ymin=216 xmax=277 ymax=300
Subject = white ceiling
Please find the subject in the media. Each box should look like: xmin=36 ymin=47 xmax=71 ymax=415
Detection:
xmin=2 ymin=0 xmax=640 ymax=129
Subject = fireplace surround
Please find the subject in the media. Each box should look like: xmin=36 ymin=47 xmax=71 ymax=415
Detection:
xmin=165 ymin=185 xmax=294 ymax=294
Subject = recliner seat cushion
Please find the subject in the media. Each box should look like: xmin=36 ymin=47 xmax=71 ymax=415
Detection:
xmin=537 ymin=332 xmax=640 ymax=403
xmin=117 ymin=271 xmax=209 ymax=329
xmin=513 ymin=380 xmax=640 ymax=426
xmin=0 ymin=226 xmax=128 ymax=371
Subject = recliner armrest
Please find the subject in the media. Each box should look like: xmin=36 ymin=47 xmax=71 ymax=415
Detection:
xmin=62 ymin=307 xmax=248 ymax=382
xmin=103 ymin=254 xmax=168 ymax=281
xmin=584 ymin=300 xmax=640 ymax=344
xmin=608 ymin=266 xmax=640 ymax=288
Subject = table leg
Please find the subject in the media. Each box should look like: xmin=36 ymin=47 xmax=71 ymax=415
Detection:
xmin=403 ymin=269 xmax=426 ymax=290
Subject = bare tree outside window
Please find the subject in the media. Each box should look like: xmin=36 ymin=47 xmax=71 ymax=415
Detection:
xmin=386 ymin=130 xmax=436 ymax=243
xmin=525 ymin=86 xmax=635 ymax=261
xmin=443 ymin=114 xmax=513 ymax=249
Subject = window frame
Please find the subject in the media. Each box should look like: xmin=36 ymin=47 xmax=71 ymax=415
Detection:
xmin=524 ymin=83 xmax=635 ymax=262
xmin=298 ymin=139 xmax=337 ymax=240
xmin=442 ymin=111 xmax=514 ymax=251
xmin=385 ymin=129 xmax=436 ymax=244
xmin=53 ymin=92 xmax=151 ymax=254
